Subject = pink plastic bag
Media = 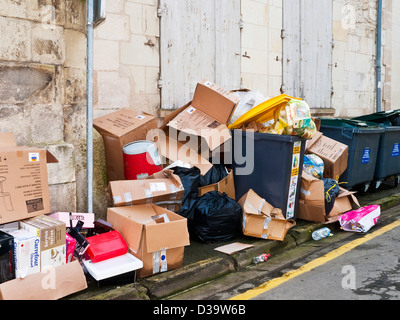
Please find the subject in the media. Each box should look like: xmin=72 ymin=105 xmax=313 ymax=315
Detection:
xmin=338 ymin=205 xmax=380 ymax=233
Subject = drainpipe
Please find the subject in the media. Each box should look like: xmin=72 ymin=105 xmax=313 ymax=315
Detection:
xmin=376 ymin=0 xmax=383 ymax=112
xmin=86 ymin=0 xmax=94 ymax=213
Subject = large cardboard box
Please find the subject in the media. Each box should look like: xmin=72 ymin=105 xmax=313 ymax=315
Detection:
xmin=238 ymin=189 xmax=296 ymax=241
xmin=306 ymin=131 xmax=348 ymax=180
xmin=163 ymin=80 xmax=239 ymax=152
xmin=93 ymin=109 xmax=159 ymax=182
xmin=0 ymin=133 xmax=57 ymax=224
xmin=0 ymin=259 xmax=87 ymax=300
xmin=107 ymin=204 xmax=190 ymax=278
xmin=297 ymin=173 xmax=360 ymax=223
xmin=108 ymin=169 xmax=184 ymax=207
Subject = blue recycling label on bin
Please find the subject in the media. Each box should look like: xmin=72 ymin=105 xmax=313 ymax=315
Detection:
xmin=392 ymin=143 xmax=399 ymax=157
xmin=362 ymin=148 xmax=370 ymax=164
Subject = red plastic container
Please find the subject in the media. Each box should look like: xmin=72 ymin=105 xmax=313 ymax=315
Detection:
xmin=86 ymin=230 xmax=129 ymax=263
xmin=123 ymin=140 xmax=163 ymax=180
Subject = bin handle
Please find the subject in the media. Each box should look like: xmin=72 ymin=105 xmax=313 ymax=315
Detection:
xmin=341 ymin=127 xmax=354 ymax=139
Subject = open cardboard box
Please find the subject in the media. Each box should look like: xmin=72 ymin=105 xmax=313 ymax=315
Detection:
xmin=108 ymin=169 xmax=184 ymax=207
xmin=238 ymin=189 xmax=296 ymax=241
xmin=306 ymin=131 xmax=348 ymax=180
xmin=297 ymin=172 xmax=360 ymax=223
xmin=0 ymin=133 xmax=58 ymax=224
xmin=198 ymin=168 xmax=236 ymax=200
xmin=161 ymin=80 xmax=239 ymax=153
xmin=0 ymin=259 xmax=87 ymax=300
xmin=107 ymin=204 xmax=190 ymax=278
xmin=148 ymin=128 xmax=213 ymax=175
xmin=93 ymin=108 xmax=158 ymax=182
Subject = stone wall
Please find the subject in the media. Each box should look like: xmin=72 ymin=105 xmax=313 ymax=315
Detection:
xmin=0 ymin=1 xmax=89 ymax=215
xmin=331 ymin=0 xmax=378 ymax=117
xmin=93 ymin=0 xmax=160 ymax=119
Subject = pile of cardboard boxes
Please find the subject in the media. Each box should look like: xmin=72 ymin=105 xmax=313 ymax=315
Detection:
xmin=93 ymin=80 xmax=360 ymax=279
xmin=0 ymin=79 xmax=361 ymax=299
xmin=0 ymin=133 xmax=87 ymax=300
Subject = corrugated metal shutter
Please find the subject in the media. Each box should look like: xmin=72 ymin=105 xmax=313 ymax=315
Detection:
xmin=159 ymin=0 xmax=241 ymax=110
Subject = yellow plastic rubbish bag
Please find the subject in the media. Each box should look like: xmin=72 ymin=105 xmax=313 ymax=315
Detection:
xmin=228 ymin=94 xmax=298 ymax=129
xmin=259 ymin=99 xmax=317 ymax=139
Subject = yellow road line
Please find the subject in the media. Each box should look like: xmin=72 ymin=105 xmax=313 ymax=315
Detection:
xmin=230 ymin=219 xmax=400 ymax=300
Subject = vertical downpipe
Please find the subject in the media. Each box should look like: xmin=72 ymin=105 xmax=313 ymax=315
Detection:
xmin=86 ymin=0 xmax=94 ymax=213
xmin=376 ymin=0 xmax=383 ymax=112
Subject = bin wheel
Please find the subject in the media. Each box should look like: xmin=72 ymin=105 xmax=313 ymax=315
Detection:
xmin=374 ymin=180 xmax=382 ymax=191
xmin=363 ymin=183 xmax=370 ymax=193
xmin=395 ymin=177 xmax=399 ymax=188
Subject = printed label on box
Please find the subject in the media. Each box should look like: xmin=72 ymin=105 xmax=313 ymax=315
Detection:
xmin=149 ymin=182 xmax=167 ymax=192
xmin=26 ymin=198 xmax=44 ymax=213
xmin=29 ymin=153 xmax=40 ymax=162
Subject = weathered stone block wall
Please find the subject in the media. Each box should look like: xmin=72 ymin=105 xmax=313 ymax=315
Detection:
xmin=0 ymin=1 xmax=91 ymax=216
xmin=332 ymin=0 xmax=378 ymax=117
xmin=93 ymin=0 xmax=160 ymax=119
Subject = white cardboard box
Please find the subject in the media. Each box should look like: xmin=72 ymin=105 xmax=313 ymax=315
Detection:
xmin=6 ymin=229 xmax=40 ymax=279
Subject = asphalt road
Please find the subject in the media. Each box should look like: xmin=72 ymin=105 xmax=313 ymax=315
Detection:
xmin=247 ymin=218 xmax=400 ymax=300
xmin=169 ymin=204 xmax=400 ymax=301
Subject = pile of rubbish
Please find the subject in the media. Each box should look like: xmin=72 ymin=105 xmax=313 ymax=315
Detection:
xmin=0 ymin=79 xmax=384 ymax=300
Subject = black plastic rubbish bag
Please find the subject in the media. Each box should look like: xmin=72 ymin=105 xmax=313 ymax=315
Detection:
xmin=172 ymin=166 xmax=201 ymax=218
xmin=323 ymin=178 xmax=340 ymax=215
xmin=173 ymin=164 xmax=229 ymax=218
xmin=199 ymin=164 xmax=228 ymax=186
xmin=188 ymin=191 xmax=242 ymax=243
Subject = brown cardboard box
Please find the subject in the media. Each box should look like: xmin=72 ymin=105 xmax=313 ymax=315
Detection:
xmin=198 ymin=169 xmax=236 ymax=200
xmin=149 ymin=129 xmax=213 ymax=175
xmin=238 ymin=189 xmax=296 ymax=241
xmin=108 ymin=169 xmax=184 ymax=207
xmin=164 ymin=80 xmax=239 ymax=152
xmin=306 ymin=131 xmax=348 ymax=180
xmin=20 ymin=215 xmax=67 ymax=270
xmin=297 ymin=173 xmax=360 ymax=223
xmin=107 ymin=204 xmax=190 ymax=278
xmin=0 ymin=259 xmax=87 ymax=300
xmin=93 ymin=109 xmax=159 ymax=182
xmin=0 ymin=133 xmax=58 ymax=225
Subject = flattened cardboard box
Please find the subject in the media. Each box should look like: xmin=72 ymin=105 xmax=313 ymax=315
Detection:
xmin=238 ymin=189 xmax=296 ymax=241
xmin=0 ymin=259 xmax=87 ymax=300
xmin=297 ymin=173 xmax=360 ymax=223
xmin=108 ymin=169 xmax=184 ymax=207
xmin=306 ymin=131 xmax=348 ymax=180
xmin=107 ymin=204 xmax=190 ymax=278
xmin=93 ymin=108 xmax=158 ymax=182
xmin=164 ymin=80 xmax=239 ymax=152
xmin=0 ymin=133 xmax=58 ymax=225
